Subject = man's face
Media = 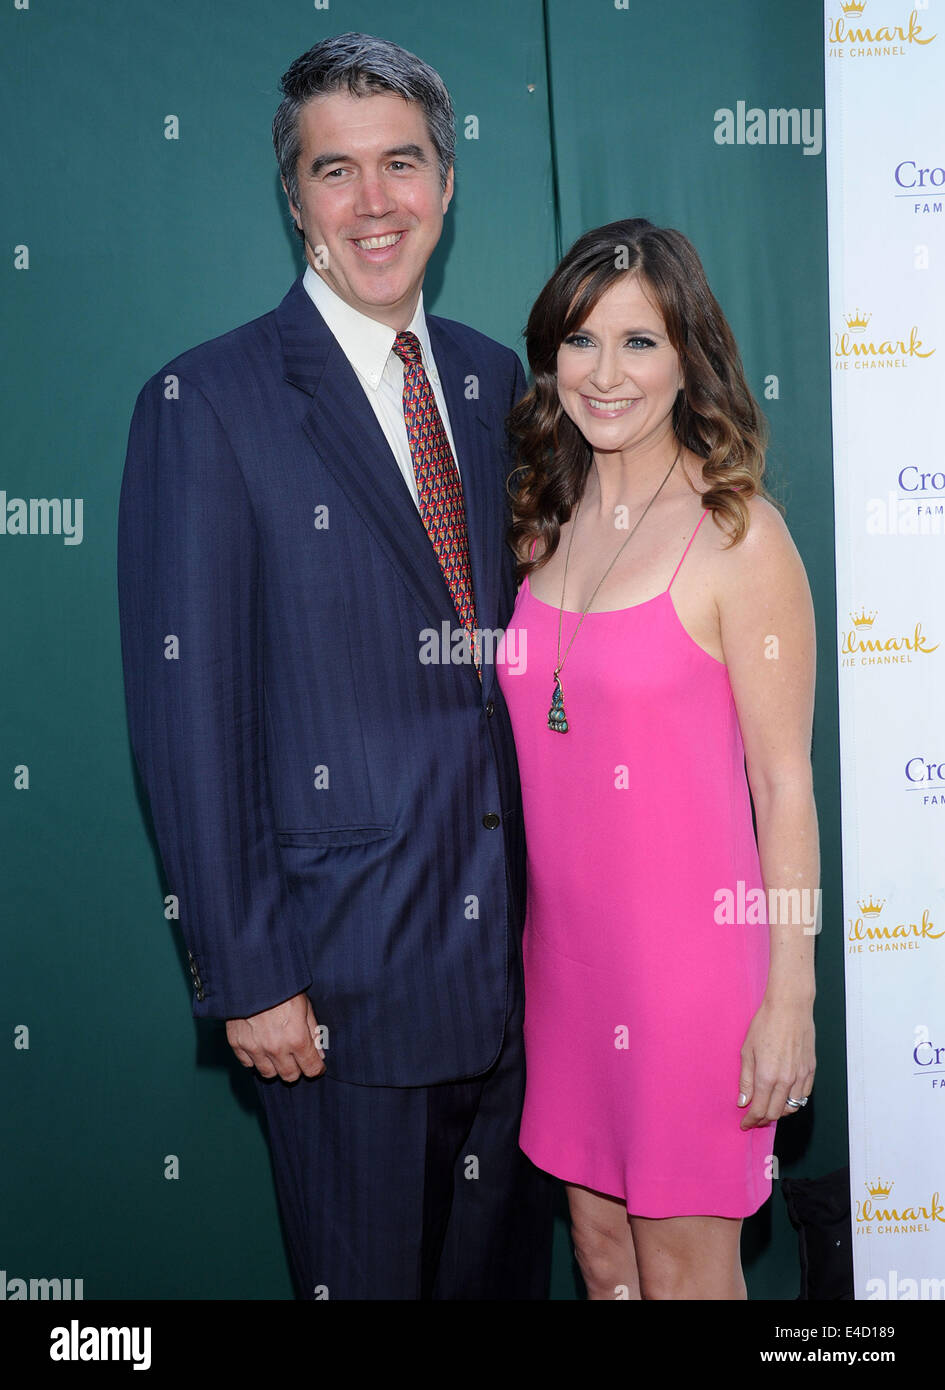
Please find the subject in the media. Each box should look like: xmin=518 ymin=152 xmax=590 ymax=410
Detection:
xmin=284 ymin=89 xmax=453 ymax=329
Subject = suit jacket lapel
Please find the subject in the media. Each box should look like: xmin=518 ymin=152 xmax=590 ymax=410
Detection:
xmin=427 ymin=315 xmax=503 ymax=695
xmin=276 ymin=278 xmax=501 ymax=696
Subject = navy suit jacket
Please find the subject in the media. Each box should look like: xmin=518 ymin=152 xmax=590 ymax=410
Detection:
xmin=117 ymin=276 xmax=528 ymax=1087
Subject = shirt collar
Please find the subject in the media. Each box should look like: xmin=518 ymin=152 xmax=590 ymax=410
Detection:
xmin=302 ymin=263 xmax=438 ymax=391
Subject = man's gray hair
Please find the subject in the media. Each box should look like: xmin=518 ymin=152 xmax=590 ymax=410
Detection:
xmin=273 ymin=32 xmax=455 ymax=235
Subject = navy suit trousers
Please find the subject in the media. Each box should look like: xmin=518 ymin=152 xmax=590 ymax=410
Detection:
xmin=253 ymin=934 xmax=555 ymax=1300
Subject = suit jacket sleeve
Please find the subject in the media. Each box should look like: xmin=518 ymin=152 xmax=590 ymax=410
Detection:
xmin=510 ymin=353 xmax=527 ymax=415
xmin=117 ymin=370 xmax=312 ymax=1019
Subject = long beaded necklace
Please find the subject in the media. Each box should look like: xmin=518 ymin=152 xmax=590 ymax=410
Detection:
xmin=547 ymin=446 xmax=681 ymax=733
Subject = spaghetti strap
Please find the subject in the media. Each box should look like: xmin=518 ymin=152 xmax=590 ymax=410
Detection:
xmin=519 ymin=535 xmax=538 ymax=593
xmin=523 ymin=536 xmax=538 ymax=585
xmin=667 ymin=508 xmax=709 ymax=591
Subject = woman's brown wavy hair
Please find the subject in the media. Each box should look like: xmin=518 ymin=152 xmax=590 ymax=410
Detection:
xmin=508 ymin=218 xmax=777 ymax=579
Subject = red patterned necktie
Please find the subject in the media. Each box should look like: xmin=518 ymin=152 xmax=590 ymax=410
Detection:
xmin=392 ymin=330 xmax=480 ymax=673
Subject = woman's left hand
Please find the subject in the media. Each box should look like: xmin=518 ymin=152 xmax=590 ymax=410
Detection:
xmin=737 ymin=996 xmax=816 ymax=1129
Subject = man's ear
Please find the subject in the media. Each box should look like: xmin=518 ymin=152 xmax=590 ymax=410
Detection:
xmin=441 ymin=164 xmax=455 ymax=215
xmin=281 ymin=176 xmax=302 ymax=232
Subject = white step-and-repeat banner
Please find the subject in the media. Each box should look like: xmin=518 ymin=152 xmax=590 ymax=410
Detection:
xmin=825 ymin=0 xmax=945 ymax=1299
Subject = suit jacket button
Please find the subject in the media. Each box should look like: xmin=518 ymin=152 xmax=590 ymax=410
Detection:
xmin=482 ymin=812 xmax=501 ymax=829
xmin=485 ymin=700 xmax=495 ymax=717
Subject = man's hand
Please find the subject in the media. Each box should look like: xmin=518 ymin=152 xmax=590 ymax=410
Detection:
xmin=226 ymin=992 xmax=326 ymax=1082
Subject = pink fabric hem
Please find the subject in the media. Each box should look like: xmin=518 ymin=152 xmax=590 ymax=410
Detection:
xmin=519 ymin=1139 xmax=772 ymax=1220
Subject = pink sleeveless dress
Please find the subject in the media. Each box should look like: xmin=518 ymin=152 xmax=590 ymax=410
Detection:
xmin=496 ymin=509 xmax=772 ymax=1217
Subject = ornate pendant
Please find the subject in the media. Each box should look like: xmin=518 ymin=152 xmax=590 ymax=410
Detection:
xmin=547 ymin=673 xmax=569 ymax=733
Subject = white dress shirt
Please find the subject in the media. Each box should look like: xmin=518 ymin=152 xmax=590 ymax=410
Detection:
xmin=302 ymin=263 xmax=461 ymax=511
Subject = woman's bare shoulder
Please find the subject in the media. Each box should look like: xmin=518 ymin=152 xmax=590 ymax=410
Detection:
xmin=711 ymin=494 xmax=808 ymax=606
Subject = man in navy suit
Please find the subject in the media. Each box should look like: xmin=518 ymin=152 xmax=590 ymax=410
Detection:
xmin=117 ymin=32 xmax=553 ymax=1299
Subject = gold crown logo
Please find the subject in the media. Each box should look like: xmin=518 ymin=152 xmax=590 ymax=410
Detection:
xmin=857 ymin=895 xmax=885 ymax=917
xmin=845 ymin=308 xmax=872 ymax=331
xmin=841 ymin=0 xmax=867 ymax=14
xmin=850 ymin=608 xmax=877 ymax=628
xmin=866 ymin=1178 xmax=893 ymax=1197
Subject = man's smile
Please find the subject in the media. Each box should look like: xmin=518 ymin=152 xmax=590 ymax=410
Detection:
xmin=349 ymin=230 xmax=407 ymax=260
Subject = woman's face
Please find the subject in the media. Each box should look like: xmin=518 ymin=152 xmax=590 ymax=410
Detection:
xmin=555 ymin=274 xmax=683 ymax=457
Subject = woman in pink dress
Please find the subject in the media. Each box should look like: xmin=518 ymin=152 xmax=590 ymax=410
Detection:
xmin=496 ymin=219 xmax=818 ymax=1300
